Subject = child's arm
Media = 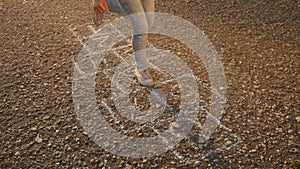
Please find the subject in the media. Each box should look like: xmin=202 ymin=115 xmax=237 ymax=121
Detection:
xmin=93 ymin=0 xmax=108 ymax=25
xmin=93 ymin=0 xmax=108 ymax=14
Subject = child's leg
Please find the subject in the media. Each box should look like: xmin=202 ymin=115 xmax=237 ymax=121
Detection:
xmin=141 ymin=0 xmax=155 ymax=29
xmin=118 ymin=0 xmax=149 ymax=71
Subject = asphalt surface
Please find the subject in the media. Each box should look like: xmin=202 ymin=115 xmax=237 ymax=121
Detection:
xmin=1 ymin=0 xmax=299 ymax=168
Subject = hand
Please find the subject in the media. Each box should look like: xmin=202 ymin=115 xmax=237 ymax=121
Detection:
xmin=93 ymin=0 xmax=108 ymax=14
xmin=93 ymin=0 xmax=108 ymax=25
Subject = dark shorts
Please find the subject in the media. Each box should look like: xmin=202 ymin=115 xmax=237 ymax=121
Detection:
xmin=107 ymin=0 xmax=126 ymax=16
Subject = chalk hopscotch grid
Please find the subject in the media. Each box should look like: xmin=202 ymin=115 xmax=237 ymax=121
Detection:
xmin=69 ymin=21 xmax=241 ymax=165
